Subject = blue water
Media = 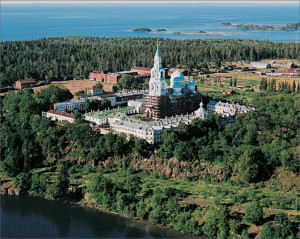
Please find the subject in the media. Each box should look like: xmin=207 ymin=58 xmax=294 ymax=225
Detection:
xmin=1 ymin=3 xmax=299 ymax=42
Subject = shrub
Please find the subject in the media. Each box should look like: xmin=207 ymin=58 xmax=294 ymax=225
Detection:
xmin=244 ymin=201 xmax=263 ymax=225
xmin=13 ymin=172 xmax=31 ymax=190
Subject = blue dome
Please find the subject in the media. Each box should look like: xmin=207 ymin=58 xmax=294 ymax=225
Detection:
xmin=171 ymin=70 xmax=184 ymax=82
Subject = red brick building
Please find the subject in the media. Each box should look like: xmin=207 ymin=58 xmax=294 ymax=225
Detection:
xmin=131 ymin=67 xmax=151 ymax=76
xmin=89 ymin=70 xmax=109 ymax=82
xmin=269 ymin=61 xmax=296 ymax=69
xmin=15 ymin=79 xmax=36 ymax=90
xmin=106 ymin=73 xmax=121 ymax=83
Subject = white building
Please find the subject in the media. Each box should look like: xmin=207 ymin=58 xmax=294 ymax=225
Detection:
xmin=53 ymin=97 xmax=99 ymax=112
xmin=128 ymin=99 xmax=143 ymax=113
xmin=110 ymin=114 xmax=198 ymax=144
xmin=88 ymin=86 xmax=103 ymax=96
xmin=42 ymin=110 xmax=74 ymax=123
xmin=250 ymin=62 xmax=272 ymax=69
xmin=194 ymin=100 xmax=207 ymax=119
xmin=207 ymin=100 xmax=255 ymax=123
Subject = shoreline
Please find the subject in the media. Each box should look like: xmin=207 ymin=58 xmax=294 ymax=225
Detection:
xmin=76 ymin=193 xmax=200 ymax=237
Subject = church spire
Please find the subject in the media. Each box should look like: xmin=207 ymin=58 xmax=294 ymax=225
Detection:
xmin=149 ymin=41 xmax=167 ymax=96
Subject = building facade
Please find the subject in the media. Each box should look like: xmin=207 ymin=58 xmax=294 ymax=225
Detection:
xmin=88 ymin=86 xmax=103 ymax=96
xmin=42 ymin=110 xmax=74 ymax=123
xmin=53 ymin=97 xmax=102 ymax=112
xmin=110 ymin=114 xmax=198 ymax=144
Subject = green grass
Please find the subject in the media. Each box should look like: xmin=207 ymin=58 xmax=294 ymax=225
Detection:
xmin=196 ymin=83 xmax=256 ymax=105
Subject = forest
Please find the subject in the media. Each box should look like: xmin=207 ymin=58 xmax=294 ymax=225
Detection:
xmin=1 ymin=84 xmax=299 ymax=238
xmin=1 ymin=36 xmax=299 ymax=87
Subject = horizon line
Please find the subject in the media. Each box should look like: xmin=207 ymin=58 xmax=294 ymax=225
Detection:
xmin=2 ymin=0 xmax=299 ymax=4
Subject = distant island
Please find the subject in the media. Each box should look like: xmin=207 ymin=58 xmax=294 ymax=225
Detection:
xmin=156 ymin=28 xmax=167 ymax=32
xmin=221 ymin=22 xmax=300 ymax=31
xmin=132 ymin=27 xmax=152 ymax=32
xmin=220 ymin=22 xmax=232 ymax=25
xmin=153 ymin=30 xmax=220 ymax=36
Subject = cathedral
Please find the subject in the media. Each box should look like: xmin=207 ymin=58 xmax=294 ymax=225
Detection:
xmin=143 ymin=46 xmax=201 ymax=119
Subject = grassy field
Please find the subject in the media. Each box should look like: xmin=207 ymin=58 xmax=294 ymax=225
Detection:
xmin=196 ymin=83 xmax=257 ymax=105
xmin=33 ymin=80 xmax=96 ymax=94
xmin=33 ymin=80 xmax=115 ymax=95
xmin=207 ymin=71 xmax=300 ymax=88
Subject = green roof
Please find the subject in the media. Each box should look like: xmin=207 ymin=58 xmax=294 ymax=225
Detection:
xmin=107 ymin=112 xmax=126 ymax=119
xmin=85 ymin=106 xmax=135 ymax=119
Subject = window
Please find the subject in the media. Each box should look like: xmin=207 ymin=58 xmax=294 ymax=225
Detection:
xmin=161 ymin=71 xmax=164 ymax=78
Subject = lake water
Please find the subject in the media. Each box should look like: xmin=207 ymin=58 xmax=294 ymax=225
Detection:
xmin=1 ymin=3 xmax=299 ymax=42
xmin=1 ymin=195 xmax=206 ymax=238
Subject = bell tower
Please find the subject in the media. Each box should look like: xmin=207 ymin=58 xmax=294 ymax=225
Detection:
xmin=149 ymin=40 xmax=167 ymax=96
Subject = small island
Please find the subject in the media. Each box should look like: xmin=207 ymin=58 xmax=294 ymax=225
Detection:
xmin=132 ymin=27 xmax=152 ymax=32
xmin=156 ymin=28 xmax=167 ymax=32
xmin=220 ymin=22 xmax=232 ymax=25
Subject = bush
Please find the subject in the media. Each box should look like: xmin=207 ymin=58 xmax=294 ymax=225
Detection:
xmin=244 ymin=201 xmax=263 ymax=225
xmin=29 ymin=174 xmax=40 ymax=195
xmin=46 ymin=183 xmax=61 ymax=200
xmin=13 ymin=172 xmax=31 ymax=190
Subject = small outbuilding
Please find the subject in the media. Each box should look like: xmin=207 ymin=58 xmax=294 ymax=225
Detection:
xmin=250 ymin=62 xmax=272 ymax=69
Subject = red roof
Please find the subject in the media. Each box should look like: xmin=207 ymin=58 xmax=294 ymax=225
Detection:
xmin=16 ymin=79 xmax=36 ymax=84
xmin=47 ymin=110 xmax=74 ymax=118
xmin=131 ymin=67 xmax=151 ymax=71
xmin=225 ymin=89 xmax=234 ymax=94
xmin=169 ymin=68 xmax=187 ymax=73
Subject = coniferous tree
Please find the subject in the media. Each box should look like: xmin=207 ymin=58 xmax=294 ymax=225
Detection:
xmin=292 ymin=80 xmax=296 ymax=92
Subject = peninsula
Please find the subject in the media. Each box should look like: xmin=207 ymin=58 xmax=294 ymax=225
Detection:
xmin=221 ymin=22 xmax=300 ymax=31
